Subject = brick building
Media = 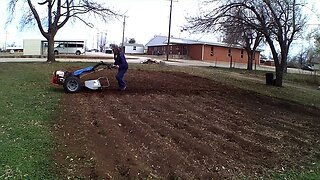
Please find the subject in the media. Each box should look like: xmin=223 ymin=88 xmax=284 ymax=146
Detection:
xmin=146 ymin=36 xmax=261 ymax=65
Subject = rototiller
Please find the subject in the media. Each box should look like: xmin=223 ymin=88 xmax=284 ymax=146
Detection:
xmin=51 ymin=61 xmax=115 ymax=93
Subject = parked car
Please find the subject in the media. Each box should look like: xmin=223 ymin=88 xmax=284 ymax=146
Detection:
xmin=88 ymin=49 xmax=99 ymax=52
xmin=260 ymin=59 xmax=266 ymax=64
xmin=105 ymin=49 xmax=113 ymax=54
xmin=301 ymin=65 xmax=314 ymax=71
xmin=54 ymin=43 xmax=85 ymax=55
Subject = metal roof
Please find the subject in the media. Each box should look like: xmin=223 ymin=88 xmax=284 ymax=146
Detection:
xmin=146 ymin=35 xmax=239 ymax=48
xmin=146 ymin=35 xmax=263 ymax=52
xmin=145 ymin=36 xmax=168 ymax=46
xmin=145 ymin=35 xmax=198 ymax=46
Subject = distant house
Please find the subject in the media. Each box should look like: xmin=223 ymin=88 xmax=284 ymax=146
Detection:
xmin=122 ymin=43 xmax=144 ymax=54
xmin=145 ymin=35 xmax=261 ymax=65
xmin=260 ymin=54 xmax=274 ymax=66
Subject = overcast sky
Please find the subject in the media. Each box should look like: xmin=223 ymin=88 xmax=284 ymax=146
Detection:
xmin=0 ymin=0 xmax=319 ymax=52
xmin=0 ymin=0 xmax=206 ymax=48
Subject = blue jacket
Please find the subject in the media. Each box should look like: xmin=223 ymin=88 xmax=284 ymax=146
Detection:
xmin=114 ymin=52 xmax=128 ymax=69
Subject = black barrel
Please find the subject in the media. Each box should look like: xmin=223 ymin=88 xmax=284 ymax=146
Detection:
xmin=265 ymin=73 xmax=274 ymax=85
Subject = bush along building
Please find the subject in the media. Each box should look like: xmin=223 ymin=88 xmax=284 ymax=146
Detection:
xmin=146 ymin=35 xmax=261 ymax=66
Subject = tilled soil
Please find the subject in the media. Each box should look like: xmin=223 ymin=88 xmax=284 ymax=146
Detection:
xmin=53 ymin=68 xmax=320 ymax=179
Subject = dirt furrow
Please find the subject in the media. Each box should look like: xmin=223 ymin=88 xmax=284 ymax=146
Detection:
xmin=54 ymin=69 xmax=320 ymax=179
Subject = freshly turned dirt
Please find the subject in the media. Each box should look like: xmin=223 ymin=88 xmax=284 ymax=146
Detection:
xmin=53 ymin=68 xmax=320 ymax=179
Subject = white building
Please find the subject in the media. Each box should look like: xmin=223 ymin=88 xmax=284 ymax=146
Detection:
xmin=122 ymin=43 xmax=144 ymax=54
xmin=23 ymin=39 xmax=42 ymax=56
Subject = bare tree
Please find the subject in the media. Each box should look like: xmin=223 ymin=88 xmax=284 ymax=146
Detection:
xmin=128 ymin=38 xmax=136 ymax=44
xmin=295 ymin=48 xmax=308 ymax=67
xmin=315 ymin=32 xmax=320 ymax=55
xmin=187 ymin=0 xmax=306 ymax=86
xmin=221 ymin=7 xmax=263 ymax=70
xmin=97 ymin=32 xmax=107 ymax=52
xmin=7 ymin=0 xmax=118 ymax=62
xmin=306 ymin=28 xmax=320 ymax=64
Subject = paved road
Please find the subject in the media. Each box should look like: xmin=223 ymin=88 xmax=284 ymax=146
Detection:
xmin=0 ymin=54 xmax=318 ymax=76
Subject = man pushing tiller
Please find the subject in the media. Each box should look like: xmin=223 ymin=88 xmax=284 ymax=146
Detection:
xmin=112 ymin=46 xmax=128 ymax=91
xmin=51 ymin=46 xmax=128 ymax=93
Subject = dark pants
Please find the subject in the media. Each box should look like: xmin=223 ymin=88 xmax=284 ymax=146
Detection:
xmin=116 ymin=67 xmax=128 ymax=89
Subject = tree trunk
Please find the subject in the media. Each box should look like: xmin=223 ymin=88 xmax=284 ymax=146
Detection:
xmin=47 ymin=37 xmax=55 ymax=62
xmin=283 ymin=58 xmax=288 ymax=73
xmin=247 ymin=51 xmax=253 ymax=70
xmin=265 ymin=36 xmax=284 ymax=87
xmin=274 ymin=65 xmax=283 ymax=87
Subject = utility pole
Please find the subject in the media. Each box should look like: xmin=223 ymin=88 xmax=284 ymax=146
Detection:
xmin=96 ymin=32 xmax=99 ymax=50
xmin=4 ymin=31 xmax=8 ymax=51
xmin=166 ymin=0 xmax=173 ymax=61
xmin=121 ymin=16 xmax=126 ymax=50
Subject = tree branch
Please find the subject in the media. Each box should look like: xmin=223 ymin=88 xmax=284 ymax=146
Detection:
xmin=26 ymin=0 xmax=48 ymax=38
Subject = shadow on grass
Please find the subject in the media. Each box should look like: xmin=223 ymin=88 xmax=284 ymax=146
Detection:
xmin=48 ymin=87 xmax=64 ymax=93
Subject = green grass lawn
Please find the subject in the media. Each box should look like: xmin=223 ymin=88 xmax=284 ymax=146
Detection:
xmin=200 ymin=67 xmax=320 ymax=108
xmin=0 ymin=63 xmax=60 ymax=179
xmin=0 ymin=62 xmax=319 ymax=179
xmin=267 ymin=162 xmax=320 ymax=180
xmin=0 ymin=52 xmax=24 ymax=57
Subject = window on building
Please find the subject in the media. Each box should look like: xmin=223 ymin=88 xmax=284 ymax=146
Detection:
xmin=241 ymin=49 xmax=244 ymax=58
xmin=133 ymin=46 xmax=136 ymax=50
xmin=228 ymin=49 xmax=232 ymax=57
xmin=210 ymin=46 xmax=214 ymax=56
